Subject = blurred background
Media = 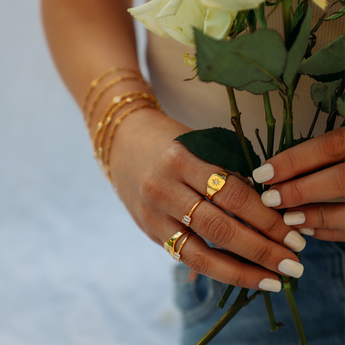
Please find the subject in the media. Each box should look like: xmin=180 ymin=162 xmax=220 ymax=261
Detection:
xmin=0 ymin=1 xmax=180 ymax=344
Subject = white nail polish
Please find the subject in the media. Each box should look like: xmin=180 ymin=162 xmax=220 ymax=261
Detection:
xmin=283 ymin=211 xmax=306 ymax=226
xmin=258 ymin=278 xmax=281 ymax=293
xmin=252 ymin=163 xmax=275 ymax=183
xmin=298 ymin=228 xmax=315 ymax=236
xmin=284 ymin=231 xmax=306 ymax=252
xmin=278 ymin=259 xmax=304 ymax=278
xmin=261 ymin=189 xmax=281 ymax=207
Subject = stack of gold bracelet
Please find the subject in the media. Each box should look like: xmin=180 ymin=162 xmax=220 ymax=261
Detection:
xmin=83 ymin=67 xmax=164 ymax=182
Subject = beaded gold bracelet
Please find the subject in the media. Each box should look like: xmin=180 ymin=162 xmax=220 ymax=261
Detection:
xmin=104 ymin=103 xmax=165 ymax=181
xmin=93 ymin=92 xmax=160 ymax=161
xmin=86 ymin=74 xmax=151 ymax=127
xmin=82 ymin=67 xmax=141 ymax=114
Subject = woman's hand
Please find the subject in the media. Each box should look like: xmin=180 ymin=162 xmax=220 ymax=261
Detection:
xmin=110 ymin=108 xmax=307 ymax=293
xmin=253 ymin=127 xmax=345 ymax=242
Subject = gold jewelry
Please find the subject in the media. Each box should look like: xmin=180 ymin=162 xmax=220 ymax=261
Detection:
xmin=175 ymin=231 xmax=193 ymax=262
xmin=86 ymin=74 xmax=149 ymax=127
xmin=82 ymin=67 xmax=141 ymax=114
xmin=206 ymin=172 xmax=229 ymax=200
xmin=164 ymin=230 xmax=190 ymax=262
xmin=103 ymin=103 xmax=164 ymax=181
xmin=93 ymin=92 xmax=159 ymax=160
xmin=181 ymin=198 xmax=204 ymax=227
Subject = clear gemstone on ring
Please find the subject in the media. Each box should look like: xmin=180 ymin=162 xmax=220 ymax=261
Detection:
xmin=182 ymin=215 xmax=191 ymax=226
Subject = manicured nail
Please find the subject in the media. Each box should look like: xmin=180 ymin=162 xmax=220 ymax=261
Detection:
xmin=284 ymin=231 xmax=306 ymax=252
xmin=278 ymin=259 xmax=304 ymax=278
xmin=252 ymin=163 xmax=274 ymax=183
xmin=283 ymin=211 xmax=306 ymax=226
xmin=258 ymin=278 xmax=281 ymax=293
xmin=261 ymin=189 xmax=281 ymax=207
xmin=298 ymin=228 xmax=315 ymax=236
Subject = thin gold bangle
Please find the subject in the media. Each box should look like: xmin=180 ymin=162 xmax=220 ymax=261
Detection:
xmin=82 ymin=67 xmax=141 ymax=114
xmin=92 ymin=91 xmax=150 ymax=152
xmin=104 ymin=104 xmax=165 ymax=181
xmin=94 ymin=92 xmax=159 ymax=160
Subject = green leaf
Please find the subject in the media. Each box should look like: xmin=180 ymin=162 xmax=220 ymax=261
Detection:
xmin=291 ymin=0 xmax=305 ymax=30
xmin=298 ymin=34 xmax=345 ymax=82
xmin=310 ymin=80 xmax=342 ymax=113
xmin=195 ymin=28 xmax=287 ymax=94
xmin=230 ymin=11 xmax=249 ymax=38
xmin=283 ymin=5 xmax=312 ymax=87
xmin=175 ymin=127 xmax=261 ymax=177
xmin=325 ymin=6 xmax=345 ymax=21
xmin=254 ymin=3 xmax=268 ymax=29
xmin=337 ymin=94 xmax=345 ymax=117
xmin=237 ymin=80 xmax=280 ymax=94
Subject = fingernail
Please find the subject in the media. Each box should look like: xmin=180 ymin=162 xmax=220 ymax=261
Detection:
xmin=284 ymin=231 xmax=306 ymax=252
xmin=298 ymin=228 xmax=315 ymax=236
xmin=278 ymin=259 xmax=304 ymax=278
xmin=283 ymin=211 xmax=306 ymax=226
xmin=252 ymin=163 xmax=274 ymax=183
xmin=261 ymin=189 xmax=281 ymax=207
xmin=258 ymin=278 xmax=281 ymax=293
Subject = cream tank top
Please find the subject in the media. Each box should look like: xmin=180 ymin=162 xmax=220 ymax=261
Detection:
xmin=146 ymin=3 xmax=344 ymax=160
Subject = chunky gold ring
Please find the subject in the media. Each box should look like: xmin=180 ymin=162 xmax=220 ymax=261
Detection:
xmin=206 ymin=171 xmax=229 ymax=200
xmin=181 ymin=198 xmax=204 ymax=227
xmin=164 ymin=230 xmax=191 ymax=262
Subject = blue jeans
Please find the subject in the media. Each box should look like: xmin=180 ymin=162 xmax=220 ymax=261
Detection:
xmin=174 ymin=238 xmax=345 ymax=345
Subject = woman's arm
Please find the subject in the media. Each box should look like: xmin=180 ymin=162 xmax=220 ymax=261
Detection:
xmin=42 ymin=0 xmax=140 ymax=107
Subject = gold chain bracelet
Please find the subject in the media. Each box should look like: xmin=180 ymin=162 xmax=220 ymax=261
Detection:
xmin=104 ymin=103 xmax=165 ymax=181
xmin=82 ymin=67 xmax=141 ymax=114
xmin=86 ymin=74 xmax=150 ymax=127
xmin=93 ymin=91 xmax=158 ymax=158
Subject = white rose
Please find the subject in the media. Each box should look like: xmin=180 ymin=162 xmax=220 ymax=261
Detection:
xmin=128 ymin=0 xmax=236 ymax=47
xmin=201 ymin=0 xmax=266 ymax=13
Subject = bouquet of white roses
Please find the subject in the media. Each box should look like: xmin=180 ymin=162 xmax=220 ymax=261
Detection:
xmin=129 ymin=1 xmax=345 ymax=344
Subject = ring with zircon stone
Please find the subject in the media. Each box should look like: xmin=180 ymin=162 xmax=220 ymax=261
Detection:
xmin=206 ymin=171 xmax=229 ymax=201
xmin=164 ymin=230 xmax=191 ymax=262
xmin=181 ymin=198 xmax=204 ymax=227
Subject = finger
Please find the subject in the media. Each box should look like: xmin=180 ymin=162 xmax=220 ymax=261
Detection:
xmin=312 ymin=228 xmax=345 ymax=242
xmin=261 ymin=163 xmax=345 ymax=208
xmin=252 ymin=127 xmax=345 ymax=184
xmin=159 ymin=220 xmax=283 ymax=292
xmin=281 ymin=203 xmax=345 ymax=238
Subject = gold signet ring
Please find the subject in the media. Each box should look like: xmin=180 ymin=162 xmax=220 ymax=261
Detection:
xmin=206 ymin=171 xmax=229 ymax=201
xmin=181 ymin=198 xmax=204 ymax=227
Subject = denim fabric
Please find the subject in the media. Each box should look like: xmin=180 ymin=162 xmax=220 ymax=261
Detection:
xmin=174 ymin=237 xmax=345 ymax=345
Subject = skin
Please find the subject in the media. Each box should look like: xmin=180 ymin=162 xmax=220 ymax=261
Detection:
xmin=41 ymin=0 xmax=344 ymax=292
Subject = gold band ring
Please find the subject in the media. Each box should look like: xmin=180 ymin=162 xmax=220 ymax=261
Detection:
xmin=164 ymin=230 xmax=193 ymax=262
xmin=175 ymin=231 xmax=193 ymax=262
xmin=206 ymin=171 xmax=229 ymax=201
xmin=164 ymin=230 xmax=187 ymax=261
xmin=181 ymin=198 xmax=204 ymax=227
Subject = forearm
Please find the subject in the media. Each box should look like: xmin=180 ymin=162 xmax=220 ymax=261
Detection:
xmin=41 ymin=0 xmax=140 ymax=108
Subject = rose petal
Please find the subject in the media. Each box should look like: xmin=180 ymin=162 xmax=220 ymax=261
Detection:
xmin=201 ymin=0 xmax=265 ymax=13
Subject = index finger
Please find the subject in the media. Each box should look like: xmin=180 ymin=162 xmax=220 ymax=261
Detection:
xmin=252 ymin=128 xmax=345 ymax=185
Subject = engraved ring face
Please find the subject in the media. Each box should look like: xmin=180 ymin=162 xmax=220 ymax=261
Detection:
xmin=208 ymin=174 xmax=226 ymax=192
xmin=206 ymin=172 xmax=228 ymax=200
